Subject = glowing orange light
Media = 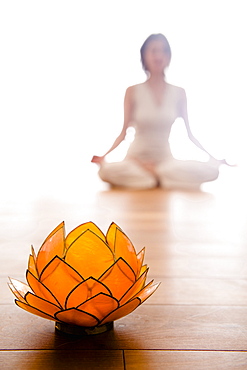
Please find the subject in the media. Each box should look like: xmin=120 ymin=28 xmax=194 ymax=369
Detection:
xmin=9 ymin=222 xmax=159 ymax=334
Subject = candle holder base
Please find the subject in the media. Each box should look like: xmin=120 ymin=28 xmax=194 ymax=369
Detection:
xmin=55 ymin=321 xmax=113 ymax=335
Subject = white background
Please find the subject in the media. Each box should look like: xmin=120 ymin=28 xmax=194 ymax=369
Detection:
xmin=0 ymin=0 xmax=246 ymax=200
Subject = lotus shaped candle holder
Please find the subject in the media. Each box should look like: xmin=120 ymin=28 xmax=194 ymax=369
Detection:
xmin=9 ymin=221 xmax=159 ymax=335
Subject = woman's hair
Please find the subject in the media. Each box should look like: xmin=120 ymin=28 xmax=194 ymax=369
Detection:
xmin=140 ymin=33 xmax=172 ymax=72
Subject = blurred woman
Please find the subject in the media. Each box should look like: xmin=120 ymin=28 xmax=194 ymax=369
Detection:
xmin=92 ymin=33 xmax=230 ymax=190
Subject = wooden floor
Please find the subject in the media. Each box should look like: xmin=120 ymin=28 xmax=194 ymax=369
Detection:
xmin=1 ymin=164 xmax=247 ymax=369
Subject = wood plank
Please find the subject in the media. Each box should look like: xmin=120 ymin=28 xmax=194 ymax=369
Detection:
xmin=124 ymin=350 xmax=247 ymax=370
xmin=3 ymin=276 xmax=247 ymax=306
xmin=2 ymin=248 xmax=247 ymax=278
xmin=0 ymin=350 xmax=124 ymax=370
xmin=146 ymin=277 xmax=247 ymax=305
xmin=146 ymin=256 xmax=247 ymax=278
xmin=2 ymin=251 xmax=247 ymax=285
xmin=1 ymin=182 xmax=247 ymax=369
xmin=0 ymin=253 xmax=247 ymax=281
xmin=2 ymin=304 xmax=247 ymax=351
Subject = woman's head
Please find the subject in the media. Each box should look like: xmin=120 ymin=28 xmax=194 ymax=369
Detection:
xmin=140 ymin=33 xmax=172 ymax=73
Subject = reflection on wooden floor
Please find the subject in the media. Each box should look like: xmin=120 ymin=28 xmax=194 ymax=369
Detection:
xmin=1 ymin=163 xmax=247 ymax=369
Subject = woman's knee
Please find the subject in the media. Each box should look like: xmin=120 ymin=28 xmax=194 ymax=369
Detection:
xmin=98 ymin=162 xmax=157 ymax=189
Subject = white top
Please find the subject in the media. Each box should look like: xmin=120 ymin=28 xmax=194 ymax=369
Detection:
xmin=126 ymin=82 xmax=185 ymax=164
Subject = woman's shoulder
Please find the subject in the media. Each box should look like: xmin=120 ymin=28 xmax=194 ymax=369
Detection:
xmin=166 ymin=82 xmax=185 ymax=94
xmin=125 ymin=83 xmax=146 ymax=101
xmin=126 ymin=82 xmax=145 ymax=93
xmin=166 ymin=83 xmax=187 ymax=102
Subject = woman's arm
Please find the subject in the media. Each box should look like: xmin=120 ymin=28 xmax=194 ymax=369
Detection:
xmin=179 ymin=88 xmax=221 ymax=160
xmin=179 ymin=89 xmax=235 ymax=166
xmin=91 ymin=86 xmax=134 ymax=164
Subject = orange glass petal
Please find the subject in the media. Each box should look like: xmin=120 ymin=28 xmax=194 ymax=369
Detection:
xmin=99 ymin=258 xmax=135 ymax=300
xmin=9 ymin=221 xmax=160 ymax=330
xmin=25 ymin=292 xmax=60 ymax=317
xmin=105 ymin=222 xmax=121 ymax=252
xmin=139 ymin=264 xmax=148 ymax=277
xmin=40 ymin=257 xmax=83 ymax=308
xmin=65 ymin=222 xmax=105 ymax=249
xmin=65 ymin=278 xmax=111 ymax=309
xmin=114 ymin=228 xmax=138 ymax=275
xmin=16 ymin=300 xmax=56 ymax=321
xmin=65 ymin=230 xmax=114 ymax=279
xmin=31 ymin=245 xmax=37 ymax=261
xmin=136 ymin=247 xmax=145 ymax=277
xmin=119 ymin=269 xmax=148 ymax=305
xmin=8 ymin=278 xmax=31 ymax=302
xmin=106 ymin=223 xmax=138 ymax=275
xmin=77 ymin=293 xmax=118 ymax=321
xmin=36 ymin=222 xmax=65 ymax=276
xmin=100 ymin=297 xmax=141 ymax=325
xmin=28 ymin=254 xmax=38 ymax=278
xmin=26 ymin=270 xmax=60 ymax=307
xmin=55 ymin=308 xmax=99 ymax=327
xmin=133 ymin=281 xmax=161 ymax=303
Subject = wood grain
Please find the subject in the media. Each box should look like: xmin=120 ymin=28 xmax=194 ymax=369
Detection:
xmin=2 ymin=304 xmax=247 ymax=351
xmin=1 ymin=169 xmax=247 ymax=369
xmin=124 ymin=350 xmax=247 ymax=370
xmin=0 ymin=350 xmax=124 ymax=370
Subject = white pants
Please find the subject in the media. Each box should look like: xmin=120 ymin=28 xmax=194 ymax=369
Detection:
xmin=98 ymin=158 xmax=220 ymax=190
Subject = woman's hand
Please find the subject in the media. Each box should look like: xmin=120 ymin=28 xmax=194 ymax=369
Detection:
xmin=91 ymin=155 xmax=105 ymax=164
xmin=209 ymin=156 xmax=237 ymax=167
xmin=219 ymin=158 xmax=237 ymax=167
